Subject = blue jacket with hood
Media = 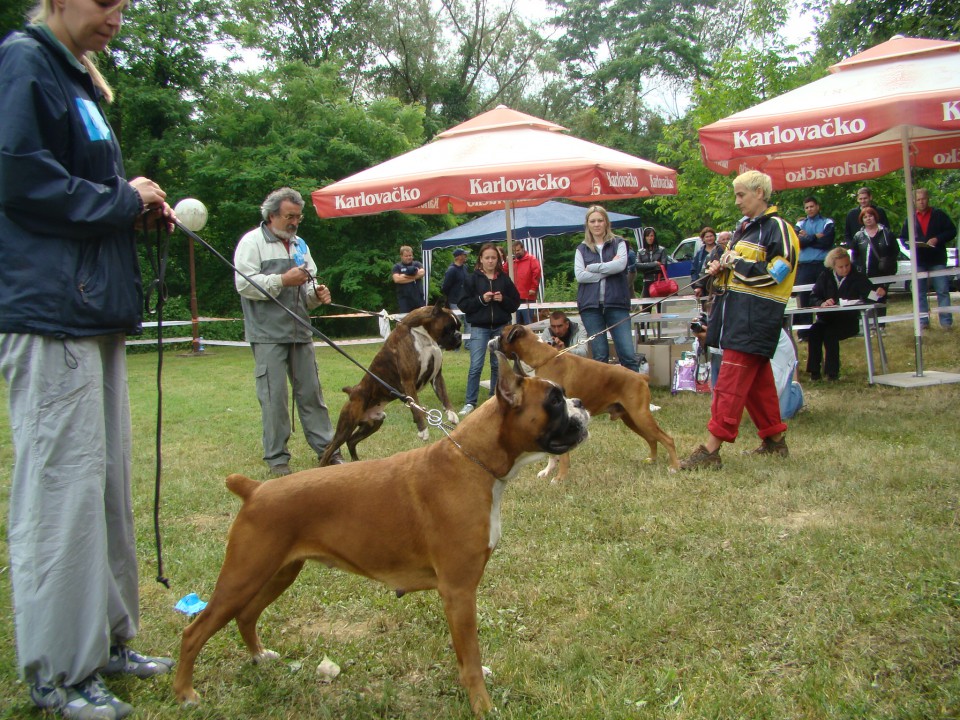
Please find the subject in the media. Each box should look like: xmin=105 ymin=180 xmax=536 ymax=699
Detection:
xmin=0 ymin=25 xmax=143 ymax=338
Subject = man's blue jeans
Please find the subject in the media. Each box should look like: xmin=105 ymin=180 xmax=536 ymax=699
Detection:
xmin=515 ymin=306 xmax=535 ymax=325
xmin=915 ymin=264 xmax=953 ymax=328
xmin=579 ymin=306 xmax=639 ymax=371
xmin=464 ymin=324 xmax=503 ymax=406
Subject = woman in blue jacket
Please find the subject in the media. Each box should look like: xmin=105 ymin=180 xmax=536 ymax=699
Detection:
xmin=457 ymin=243 xmax=521 ymax=415
xmin=0 ymin=1 xmax=175 ymax=716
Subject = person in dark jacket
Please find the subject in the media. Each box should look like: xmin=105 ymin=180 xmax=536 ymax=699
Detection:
xmin=793 ymin=196 xmax=836 ymax=339
xmin=636 ymin=226 xmax=670 ymax=298
xmin=457 ymin=243 xmax=521 ymax=415
xmin=843 ymin=186 xmax=890 ymax=246
xmin=898 ymin=187 xmax=957 ymax=330
xmin=680 ymin=171 xmax=799 ymax=471
xmin=843 ymin=206 xmax=896 ymax=317
xmin=691 ymin=226 xmax=718 ymax=284
xmin=0 ymin=1 xmax=175 ymax=716
xmin=575 ymin=206 xmax=639 ymax=371
xmin=440 ymin=248 xmax=471 ymax=309
xmin=806 ymin=248 xmax=876 ymax=381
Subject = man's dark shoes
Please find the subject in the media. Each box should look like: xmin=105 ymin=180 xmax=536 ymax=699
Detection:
xmin=679 ymin=444 xmax=722 ymax=470
xmin=269 ymin=463 xmax=292 ymax=477
xmin=748 ymin=436 xmax=789 ymax=457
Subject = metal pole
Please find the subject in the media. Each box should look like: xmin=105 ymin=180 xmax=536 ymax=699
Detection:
xmin=901 ymin=126 xmax=923 ymax=376
xmin=188 ymin=236 xmax=201 ymax=354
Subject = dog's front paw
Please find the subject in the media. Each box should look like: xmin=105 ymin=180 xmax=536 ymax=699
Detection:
xmin=536 ymin=467 xmax=551 ymax=479
xmin=418 ymin=428 xmax=430 ymax=441
xmin=446 ymin=409 xmax=460 ymax=425
xmin=176 ymin=688 xmax=201 ymax=706
xmin=252 ymin=649 xmax=280 ymax=664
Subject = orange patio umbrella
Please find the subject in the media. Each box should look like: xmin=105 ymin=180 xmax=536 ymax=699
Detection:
xmin=697 ymin=36 xmax=960 ymax=385
xmin=311 ymin=105 xmax=677 ymax=218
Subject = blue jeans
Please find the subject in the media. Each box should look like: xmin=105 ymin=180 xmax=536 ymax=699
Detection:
xmin=464 ymin=324 xmax=503 ymax=406
xmin=516 ymin=306 xmax=535 ymax=325
xmin=579 ymin=306 xmax=639 ymax=371
xmin=915 ymin=264 xmax=953 ymax=328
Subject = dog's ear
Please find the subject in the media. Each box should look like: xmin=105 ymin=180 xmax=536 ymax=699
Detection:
xmin=494 ymin=350 xmax=523 ymax=407
xmin=511 ymin=355 xmax=527 ymax=378
xmin=433 ymin=296 xmax=447 ymax=314
xmin=506 ymin=324 xmax=524 ymax=345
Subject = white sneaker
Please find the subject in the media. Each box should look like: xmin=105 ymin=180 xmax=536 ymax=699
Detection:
xmin=458 ymin=403 xmax=475 ymax=417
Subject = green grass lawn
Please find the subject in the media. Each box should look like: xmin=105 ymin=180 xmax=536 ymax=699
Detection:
xmin=1 ymin=295 xmax=959 ymax=719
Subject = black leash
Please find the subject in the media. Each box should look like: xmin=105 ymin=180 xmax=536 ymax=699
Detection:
xmin=172 ymin=219 xmax=436 ymax=410
xmin=141 ymin=222 xmax=172 ymax=588
xmin=553 ymin=273 xmax=710 ymax=360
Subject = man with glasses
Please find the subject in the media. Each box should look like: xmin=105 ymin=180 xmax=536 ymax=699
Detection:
xmin=234 ymin=187 xmax=343 ymax=476
xmin=540 ymin=311 xmax=588 ymax=356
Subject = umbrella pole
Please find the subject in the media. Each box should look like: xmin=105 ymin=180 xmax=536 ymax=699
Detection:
xmin=901 ymin=127 xmax=924 ymax=377
xmin=504 ymin=200 xmax=517 ymax=321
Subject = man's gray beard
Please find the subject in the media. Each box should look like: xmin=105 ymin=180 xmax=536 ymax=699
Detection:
xmin=273 ymin=227 xmax=295 ymax=240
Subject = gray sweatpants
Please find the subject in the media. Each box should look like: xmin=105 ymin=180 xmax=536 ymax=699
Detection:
xmin=251 ymin=342 xmax=334 ymax=467
xmin=0 ymin=333 xmax=139 ymax=687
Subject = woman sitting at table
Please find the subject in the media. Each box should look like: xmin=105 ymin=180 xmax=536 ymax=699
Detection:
xmin=806 ymin=247 xmax=875 ymax=381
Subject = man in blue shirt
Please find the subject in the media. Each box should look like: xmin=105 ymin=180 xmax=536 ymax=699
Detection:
xmin=794 ymin=196 xmax=835 ymax=339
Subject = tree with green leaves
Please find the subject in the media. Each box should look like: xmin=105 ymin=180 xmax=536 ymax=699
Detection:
xmin=224 ymin=0 xmax=377 ymax=82
xmin=364 ymin=0 xmax=547 ymax=130
xmin=175 ymin=61 xmax=443 ymax=317
xmin=0 ymin=0 xmax=33 ymax=40
xmin=811 ymin=0 xmax=960 ymax=62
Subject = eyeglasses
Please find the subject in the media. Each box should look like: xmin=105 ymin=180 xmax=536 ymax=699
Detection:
xmin=281 ymin=213 xmax=304 ymax=222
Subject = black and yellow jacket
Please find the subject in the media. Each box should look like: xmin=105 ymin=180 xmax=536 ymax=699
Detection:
xmin=706 ymin=206 xmax=800 ymax=358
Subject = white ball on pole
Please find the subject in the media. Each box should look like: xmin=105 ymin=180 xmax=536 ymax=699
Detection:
xmin=174 ymin=198 xmax=208 ymax=232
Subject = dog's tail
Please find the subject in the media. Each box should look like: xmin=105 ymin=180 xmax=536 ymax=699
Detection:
xmin=226 ymin=474 xmax=260 ymax=501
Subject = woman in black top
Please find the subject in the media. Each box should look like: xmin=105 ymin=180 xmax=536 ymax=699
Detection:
xmin=457 ymin=242 xmax=521 ymax=414
xmin=636 ymin=226 xmax=669 ymax=298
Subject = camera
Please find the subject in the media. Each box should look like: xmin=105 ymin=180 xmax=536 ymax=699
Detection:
xmin=689 ymin=311 xmax=708 ymax=334
xmin=547 ymin=337 xmax=558 ymax=346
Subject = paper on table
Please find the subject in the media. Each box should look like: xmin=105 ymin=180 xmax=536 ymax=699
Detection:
xmin=839 ymin=298 xmax=863 ymax=306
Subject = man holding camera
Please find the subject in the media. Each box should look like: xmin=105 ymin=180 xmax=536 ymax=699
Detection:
xmin=540 ymin=311 xmax=588 ymax=356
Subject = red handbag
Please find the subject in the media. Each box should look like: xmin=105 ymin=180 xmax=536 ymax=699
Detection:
xmin=648 ymin=264 xmax=679 ymax=298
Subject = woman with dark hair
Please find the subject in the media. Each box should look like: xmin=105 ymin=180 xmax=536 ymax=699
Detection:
xmin=636 ymin=226 xmax=669 ymax=298
xmin=691 ymin=227 xmax=718 ymax=283
xmin=845 ymin=206 xmax=896 ymax=316
xmin=457 ymin=242 xmax=521 ymax=416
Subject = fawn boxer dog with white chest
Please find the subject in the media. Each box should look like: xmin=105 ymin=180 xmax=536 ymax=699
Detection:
xmin=173 ymin=352 xmax=590 ymax=716
xmin=491 ymin=324 xmax=679 ymax=481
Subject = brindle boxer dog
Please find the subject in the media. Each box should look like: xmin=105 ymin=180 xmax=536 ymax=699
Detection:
xmin=319 ymin=298 xmax=461 ymax=466
xmin=172 ymin=352 xmax=590 ymax=716
xmin=492 ymin=324 xmax=680 ymax=480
